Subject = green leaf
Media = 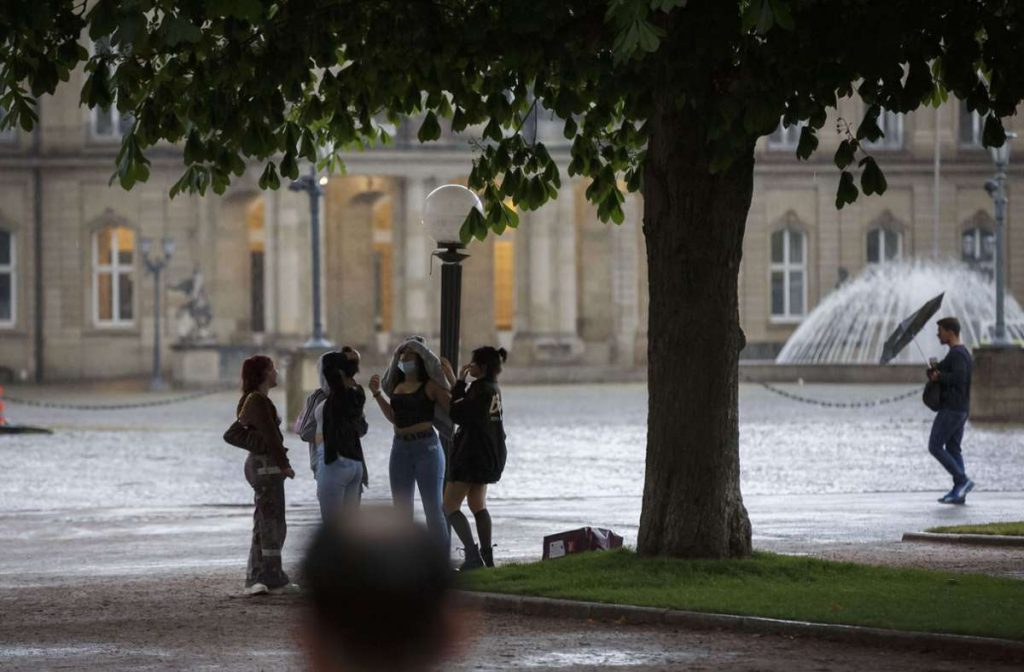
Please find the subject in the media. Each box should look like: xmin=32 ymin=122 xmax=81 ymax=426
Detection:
xmin=258 ymin=162 xmax=280 ymax=190
xmin=856 ymin=106 xmax=883 ymax=143
xmin=161 ymin=15 xmax=202 ymax=46
xmin=834 ymin=139 xmax=856 ymax=170
xmin=859 ymin=156 xmax=888 ymax=196
xmin=460 ymin=206 xmax=486 ymax=245
xmin=769 ymin=0 xmax=794 ymax=31
xmin=206 ymin=0 xmax=263 ymax=21
xmin=835 ymin=170 xmax=858 ymax=209
xmin=280 ymin=152 xmax=299 ymax=180
xmin=796 ymin=126 xmax=818 ymax=160
xmin=982 ymin=115 xmax=1006 ymax=149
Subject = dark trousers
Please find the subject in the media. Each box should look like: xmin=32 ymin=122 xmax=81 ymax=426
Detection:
xmin=928 ymin=410 xmax=968 ymax=487
xmin=244 ymin=454 xmax=289 ymax=588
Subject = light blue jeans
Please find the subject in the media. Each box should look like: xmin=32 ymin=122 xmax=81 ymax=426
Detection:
xmin=315 ymin=444 xmax=363 ymax=522
xmin=389 ymin=432 xmax=449 ymax=546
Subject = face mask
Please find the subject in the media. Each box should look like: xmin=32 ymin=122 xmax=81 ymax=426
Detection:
xmin=398 ymin=360 xmax=416 ymax=374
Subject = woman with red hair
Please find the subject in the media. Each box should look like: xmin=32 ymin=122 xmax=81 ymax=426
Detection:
xmin=236 ymin=355 xmax=296 ymax=595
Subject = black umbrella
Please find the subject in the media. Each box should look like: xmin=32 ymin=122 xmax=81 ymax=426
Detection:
xmin=879 ymin=292 xmax=944 ymax=364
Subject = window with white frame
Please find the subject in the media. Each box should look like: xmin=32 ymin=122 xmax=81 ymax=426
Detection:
xmin=962 ymin=226 xmax=995 ymax=279
xmin=89 ymin=38 xmax=133 ymax=140
xmin=866 ymin=226 xmax=902 ymax=263
xmin=770 ymin=227 xmax=807 ymax=319
xmin=0 ymin=229 xmax=14 ymax=326
xmin=958 ymin=101 xmax=985 ymax=147
xmin=93 ymin=225 xmax=135 ymax=325
xmin=767 ymin=119 xmax=806 ymax=150
xmin=863 ymin=108 xmax=903 ymax=149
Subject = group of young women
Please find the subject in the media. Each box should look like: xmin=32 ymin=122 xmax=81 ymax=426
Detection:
xmin=234 ymin=339 xmax=508 ymax=595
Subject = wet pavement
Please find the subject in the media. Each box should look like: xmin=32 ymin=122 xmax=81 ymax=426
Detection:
xmin=2 ymin=382 xmax=1023 ymax=669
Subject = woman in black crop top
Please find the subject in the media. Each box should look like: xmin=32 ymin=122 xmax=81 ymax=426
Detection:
xmin=440 ymin=346 xmax=507 ymax=571
xmin=369 ymin=346 xmax=451 ymax=547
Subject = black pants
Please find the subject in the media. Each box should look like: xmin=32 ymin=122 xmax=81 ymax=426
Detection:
xmin=244 ymin=454 xmax=289 ymax=588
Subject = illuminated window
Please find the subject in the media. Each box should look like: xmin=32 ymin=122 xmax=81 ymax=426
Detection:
xmin=247 ymin=199 xmax=266 ymax=333
xmin=373 ymin=199 xmax=393 ymax=332
xmin=494 ymin=239 xmax=515 ymax=331
xmin=93 ymin=225 xmax=135 ymax=325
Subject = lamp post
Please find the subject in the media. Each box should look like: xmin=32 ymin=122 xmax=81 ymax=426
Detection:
xmin=289 ymin=165 xmax=333 ymax=349
xmin=422 ymin=185 xmax=483 ymax=371
xmin=985 ymin=132 xmax=1017 ymax=347
xmin=141 ymin=235 xmax=175 ymax=390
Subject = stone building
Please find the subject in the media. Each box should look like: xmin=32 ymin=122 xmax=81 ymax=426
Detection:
xmin=1 ymin=72 xmax=1021 ymax=381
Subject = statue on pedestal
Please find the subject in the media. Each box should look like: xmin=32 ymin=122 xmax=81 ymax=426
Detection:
xmin=171 ymin=267 xmax=213 ymax=342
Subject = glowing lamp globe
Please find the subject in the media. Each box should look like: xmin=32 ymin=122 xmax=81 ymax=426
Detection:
xmin=422 ymin=184 xmax=483 ymax=247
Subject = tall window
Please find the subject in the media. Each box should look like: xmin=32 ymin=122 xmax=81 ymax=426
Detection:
xmin=959 ymin=101 xmax=985 ymax=147
xmin=770 ymin=228 xmax=806 ymax=319
xmin=494 ymin=239 xmax=515 ymax=331
xmin=93 ymin=225 xmax=135 ymax=325
xmin=767 ymin=119 xmax=805 ymax=150
xmin=247 ymin=199 xmax=266 ymax=333
xmin=90 ymin=38 xmax=132 ymax=140
xmin=866 ymin=227 xmax=902 ymax=263
xmin=863 ymin=108 xmax=903 ymax=150
xmin=962 ymin=226 xmax=995 ymax=279
xmin=372 ymin=199 xmax=393 ymax=332
xmin=0 ymin=229 xmax=14 ymax=326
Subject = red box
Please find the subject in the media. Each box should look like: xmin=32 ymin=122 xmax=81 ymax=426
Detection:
xmin=542 ymin=527 xmax=623 ymax=560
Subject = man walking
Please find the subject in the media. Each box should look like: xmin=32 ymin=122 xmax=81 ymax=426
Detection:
xmin=927 ymin=317 xmax=975 ymax=504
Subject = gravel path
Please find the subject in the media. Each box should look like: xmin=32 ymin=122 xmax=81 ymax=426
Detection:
xmin=2 ymin=572 xmax=1022 ymax=671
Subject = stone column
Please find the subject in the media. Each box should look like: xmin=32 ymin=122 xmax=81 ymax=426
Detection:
xmin=528 ymin=201 xmax=555 ymax=334
xmin=611 ymin=193 xmax=641 ymax=366
xmin=555 ymin=182 xmax=580 ymax=338
xmin=402 ymin=177 xmax=431 ymax=335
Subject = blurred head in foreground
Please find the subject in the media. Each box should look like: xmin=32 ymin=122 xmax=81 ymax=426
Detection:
xmin=301 ymin=508 xmax=461 ymax=671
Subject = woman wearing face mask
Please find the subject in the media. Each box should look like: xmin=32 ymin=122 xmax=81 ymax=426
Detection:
xmin=369 ymin=344 xmax=451 ymax=546
xmin=236 ymin=355 xmax=296 ymax=595
xmin=310 ymin=348 xmax=368 ymax=521
xmin=440 ymin=346 xmax=508 ymax=570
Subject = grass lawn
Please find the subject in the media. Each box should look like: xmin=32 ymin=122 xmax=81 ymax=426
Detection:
xmin=927 ymin=521 xmax=1024 ymax=536
xmin=459 ymin=550 xmax=1024 ymax=641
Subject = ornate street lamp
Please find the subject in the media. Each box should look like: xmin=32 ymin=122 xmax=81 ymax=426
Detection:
xmin=141 ymin=235 xmax=175 ymax=390
xmin=985 ymin=131 xmax=1017 ymax=346
xmin=289 ymin=165 xmax=333 ymax=349
xmin=422 ymin=185 xmax=483 ymax=370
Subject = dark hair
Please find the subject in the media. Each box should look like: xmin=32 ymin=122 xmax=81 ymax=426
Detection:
xmin=937 ymin=317 xmax=961 ymax=337
xmin=472 ymin=346 xmax=508 ymax=380
xmin=302 ymin=512 xmax=454 ymax=670
xmin=321 ymin=351 xmax=347 ymax=393
xmin=240 ymin=355 xmax=274 ymax=394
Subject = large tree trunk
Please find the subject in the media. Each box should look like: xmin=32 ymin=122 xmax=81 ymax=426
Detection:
xmin=636 ymin=93 xmax=754 ymax=559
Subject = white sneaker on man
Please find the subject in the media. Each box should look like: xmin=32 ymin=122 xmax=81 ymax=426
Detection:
xmin=246 ymin=582 xmax=269 ymax=596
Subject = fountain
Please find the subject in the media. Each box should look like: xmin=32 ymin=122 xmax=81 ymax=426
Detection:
xmin=776 ymin=259 xmax=1024 ymax=366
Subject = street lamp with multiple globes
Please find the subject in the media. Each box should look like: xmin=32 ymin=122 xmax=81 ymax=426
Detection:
xmin=289 ymin=165 xmax=334 ymax=349
xmin=422 ymin=185 xmax=484 ymax=371
xmin=141 ymin=235 xmax=175 ymax=390
xmin=984 ymin=131 xmax=1017 ymax=347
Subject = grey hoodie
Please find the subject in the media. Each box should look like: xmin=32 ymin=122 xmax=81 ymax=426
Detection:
xmin=295 ymin=352 xmax=331 ymax=473
xmin=381 ymin=336 xmax=453 ymax=440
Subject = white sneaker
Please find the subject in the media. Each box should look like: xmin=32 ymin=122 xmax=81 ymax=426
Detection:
xmin=246 ymin=582 xmax=269 ymax=596
xmin=268 ymin=583 xmax=301 ymax=595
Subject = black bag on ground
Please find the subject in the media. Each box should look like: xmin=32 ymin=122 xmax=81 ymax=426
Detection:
xmin=922 ymin=380 xmax=942 ymax=412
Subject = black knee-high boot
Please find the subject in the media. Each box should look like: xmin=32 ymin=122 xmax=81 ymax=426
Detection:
xmin=447 ymin=510 xmax=483 ymax=570
xmin=473 ymin=509 xmax=494 ymax=567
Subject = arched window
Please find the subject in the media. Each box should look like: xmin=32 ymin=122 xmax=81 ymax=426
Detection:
xmin=93 ymin=225 xmax=135 ymax=325
xmin=866 ymin=213 xmax=904 ymax=263
xmin=770 ymin=223 xmax=807 ymax=319
xmin=0 ymin=229 xmax=14 ymax=326
xmin=962 ymin=226 xmax=995 ymax=280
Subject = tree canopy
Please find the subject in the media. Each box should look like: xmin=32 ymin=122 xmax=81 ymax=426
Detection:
xmin=4 ymin=1 xmax=1020 ymax=237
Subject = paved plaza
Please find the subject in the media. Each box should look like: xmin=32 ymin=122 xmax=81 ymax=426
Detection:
xmin=1 ymin=382 xmax=1022 ymax=669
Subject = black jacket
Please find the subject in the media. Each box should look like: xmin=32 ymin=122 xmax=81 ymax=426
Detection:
xmin=448 ymin=379 xmax=507 ymax=484
xmin=937 ymin=345 xmax=972 ymax=413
